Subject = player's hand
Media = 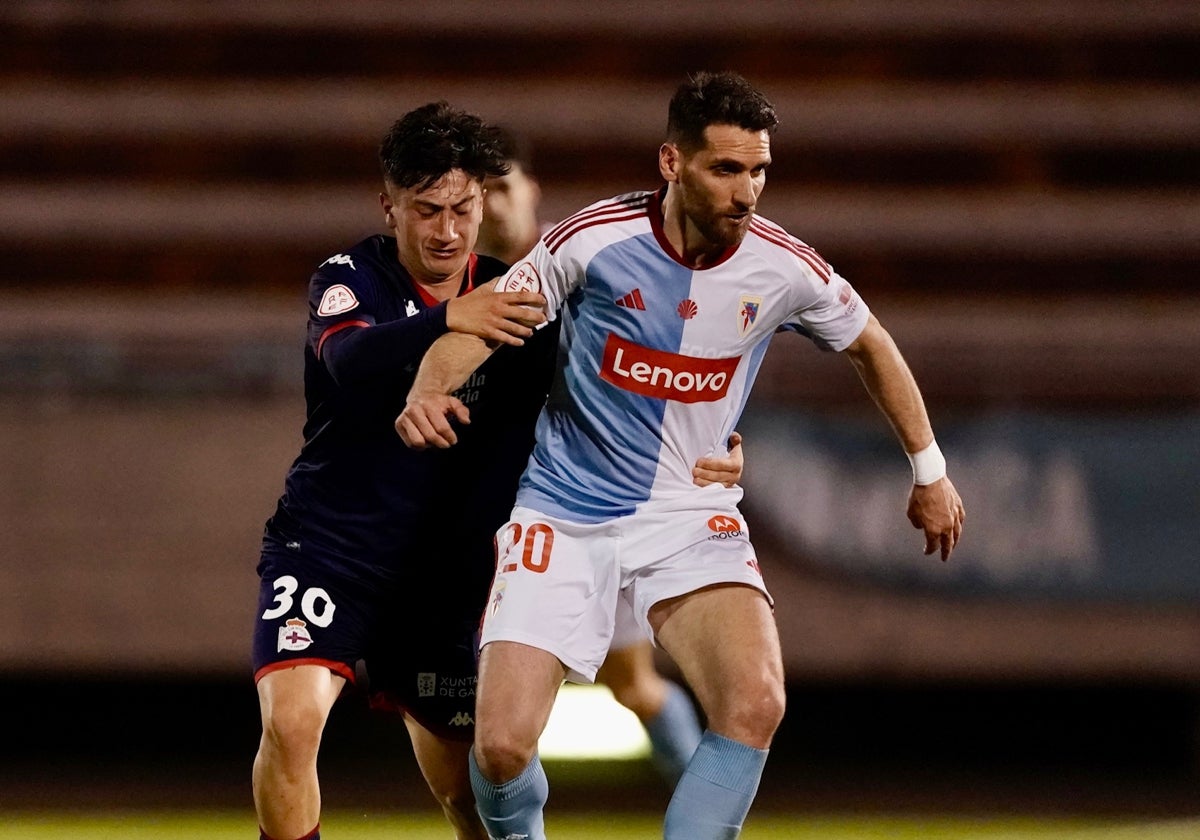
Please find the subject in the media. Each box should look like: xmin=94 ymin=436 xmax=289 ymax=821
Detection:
xmin=446 ymin=282 xmax=547 ymax=347
xmin=395 ymin=393 xmax=471 ymax=449
xmin=692 ymin=432 xmax=744 ymax=488
xmin=906 ymin=476 xmax=965 ymax=562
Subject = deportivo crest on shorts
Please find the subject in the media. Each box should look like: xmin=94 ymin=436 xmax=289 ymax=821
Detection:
xmin=500 ymin=261 xmax=541 ymax=293
xmin=277 ymin=618 xmax=313 ymax=652
xmin=318 ymin=283 xmax=359 ymax=316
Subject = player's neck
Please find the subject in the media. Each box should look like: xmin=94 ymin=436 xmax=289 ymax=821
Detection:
xmin=412 ymin=267 xmax=469 ymax=303
xmin=660 ymin=189 xmax=728 ymax=270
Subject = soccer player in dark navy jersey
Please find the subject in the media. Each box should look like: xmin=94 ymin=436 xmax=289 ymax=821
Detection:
xmin=250 ymin=102 xmax=550 ymax=840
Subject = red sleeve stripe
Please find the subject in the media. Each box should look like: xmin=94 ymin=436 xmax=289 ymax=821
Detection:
xmin=316 ymin=319 xmax=370 ymax=359
xmin=749 ymin=220 xmax=831 ymax=283
xmin=544 ymin=195 xmax=651 ymax=253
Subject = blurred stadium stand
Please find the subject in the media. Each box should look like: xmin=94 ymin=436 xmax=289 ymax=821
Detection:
xmin=0 ymin=0 xmax=1198 ymax=812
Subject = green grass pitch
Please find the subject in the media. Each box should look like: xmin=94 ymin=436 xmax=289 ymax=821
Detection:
xmin=0 ymin=811 xmax=1197 ymax=839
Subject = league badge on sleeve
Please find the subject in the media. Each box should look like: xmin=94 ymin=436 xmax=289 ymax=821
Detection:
xmin=318 ymin=284 xmax=359 ymax=316
xmin=500 ymin=261 xmax=541 ymax=293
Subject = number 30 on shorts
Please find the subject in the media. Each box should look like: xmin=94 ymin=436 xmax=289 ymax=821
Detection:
xmin=497 ymin=522 xmax=555 ymax=574
xmin=261 ymin=575 xmax=336 ymax=627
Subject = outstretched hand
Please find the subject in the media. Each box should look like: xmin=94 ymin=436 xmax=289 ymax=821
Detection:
xmin=446 ymin=282 xmax=546 ymax=346
xmin=692 ymin=432 xmax=745 ymax=488
xmin=395 ymin=393 xmax=471 ymax=449
xmin=907 ymin=476 xmax=965 ymax=562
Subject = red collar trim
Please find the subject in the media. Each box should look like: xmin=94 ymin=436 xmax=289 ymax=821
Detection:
xmin=413 ymin=254 xmax=478 ymax=307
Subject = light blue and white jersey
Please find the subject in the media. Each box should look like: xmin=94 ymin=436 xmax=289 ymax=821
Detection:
xmin=496 ymin=188 xmax=870 ymax=523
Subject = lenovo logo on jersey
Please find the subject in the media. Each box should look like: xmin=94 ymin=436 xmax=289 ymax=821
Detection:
xmin=600 ymin=334 xmax=739 ymax=403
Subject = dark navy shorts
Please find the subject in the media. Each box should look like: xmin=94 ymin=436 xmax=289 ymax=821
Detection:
xmin=252 ymin=536 xmax=483 ymax=741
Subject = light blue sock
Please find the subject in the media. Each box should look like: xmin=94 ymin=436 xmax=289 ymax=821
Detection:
xmin=663 ymin=731 xmax=768 ymax=840
xmin=644 ymin=681 xmax=703 ymax=786
xmin=469 ymin=749 xmax=548 ymax=840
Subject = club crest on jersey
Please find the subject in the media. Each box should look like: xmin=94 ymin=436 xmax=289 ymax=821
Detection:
xmin=677 ymin=299 xmax=698 ymax=320
xmin=500 ymin=261 xmax=541 ymax=293
xmin=318 ymin=283 xmax=359 ymax=316
xmin=277 ymin=618 xmax=313 ymax=652
xmin=738 ymin=295 xmax=762 ymax=336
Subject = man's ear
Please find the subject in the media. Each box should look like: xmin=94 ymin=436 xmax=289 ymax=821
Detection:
xmin=379 ymin=192 xmax=395 ymax=228
xmin=658 ymin=143 xmax=681 ymax=182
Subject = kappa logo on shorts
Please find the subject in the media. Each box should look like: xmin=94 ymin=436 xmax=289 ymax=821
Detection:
xmin=500 ymin=261 xmax=541 ymax=293
xmin=417 ymin=672 xmax=436 ymax=698
xmin=706 ymin=514 xmax=746 ymax=540
xmin=277 ymin=618 xmax=313 ymax=652
xmin=317 ymin=283 xmax=359 ymax=316
xmin=448 ymin=711 xmax=475 ymax=726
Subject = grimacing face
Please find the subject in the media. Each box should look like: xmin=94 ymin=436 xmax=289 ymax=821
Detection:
xmin=380 ymin=169 xmax=484 ymax=286
xmin=675 ymin=124 xmax=771 ymax=249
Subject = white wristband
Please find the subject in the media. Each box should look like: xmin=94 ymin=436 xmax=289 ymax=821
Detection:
xmin=907 ymin=440 xmax=946 ymax=486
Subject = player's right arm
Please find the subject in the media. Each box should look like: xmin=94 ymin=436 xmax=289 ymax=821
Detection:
xmin=394 ymin=332 xmax=497 ymax=449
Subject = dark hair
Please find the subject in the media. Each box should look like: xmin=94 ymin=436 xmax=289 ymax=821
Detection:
xmin=666 ymin=71 xmax=779 ymax=151
xmin=494 ymin=126 xmax=535 ymax=174
xmin=379 ymin=101 xmax=510 ymax=191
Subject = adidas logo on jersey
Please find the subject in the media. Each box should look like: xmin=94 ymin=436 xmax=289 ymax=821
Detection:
xmin=448 ymin=711 xmax=474 ymax=726
xmin=615 ymin=288 xmax=646 ymax=310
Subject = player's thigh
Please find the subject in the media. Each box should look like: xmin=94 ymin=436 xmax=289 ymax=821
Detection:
xmin=475 ymin=639 xmax=566 ymax=752
xmin=256 ymin=664 xmax=347 ymax=744
xmin=404 ymin=714 xmax=474 ymax=801
xmin=650 ymin=584 xmax=783 ymax=734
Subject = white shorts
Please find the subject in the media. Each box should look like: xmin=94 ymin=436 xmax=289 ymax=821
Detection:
xmin=481 ymin=499 xmax=771 ymax=683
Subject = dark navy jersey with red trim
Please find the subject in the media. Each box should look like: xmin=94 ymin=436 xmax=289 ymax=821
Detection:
xmin=265 ymin=234 xmax=556 ymax=598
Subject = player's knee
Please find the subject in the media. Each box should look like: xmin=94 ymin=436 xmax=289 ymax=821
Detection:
xmin=711 ymin=673 xmax=785 ymax=746
xmin=473 ymin=728 xmax=538 ymax=782
xmin=260 ymin=700 xmax=327 ymax=763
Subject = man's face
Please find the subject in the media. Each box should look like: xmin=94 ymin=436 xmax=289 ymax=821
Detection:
xmin=674 ymin=124 xmax=771 ymax=249
xmin=481 ymin=163 xmax=541 ymax=251
xmin=380 ymin=169 xmax=484 ymax=285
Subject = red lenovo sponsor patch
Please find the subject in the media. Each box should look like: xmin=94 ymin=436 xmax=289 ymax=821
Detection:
xmin=600 ymin=334 xmax=739 ymax=403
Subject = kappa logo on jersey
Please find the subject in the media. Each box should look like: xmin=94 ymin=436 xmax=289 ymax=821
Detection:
xmin=677 ymin=299 xmax=698 ymax=320
xmin=277 ymin=618 xmax=313 ymax=652
xmin=417 ymin=672 xmax=436 ymax=698
xmin=320 ymin=253 xmax=356 ymax=270
xmin=706 ymin=514 xmax=746 ymax=540
xmin=600 ymin=334 xmax=739 ymax=404
xmin=317 ymin=283 xmax=359 ymax=316
xmin=500 ymin=261 xmax=541 ymax=293
xmin=405 ymin=299 xmax=419 ymax=317
xmin=615 ymin=288 xmax=646 ymax=310
xmin=448 ymin=711 xmax=474 ymax=726
xmin=738 ymin=295 xmax=763 ymax=336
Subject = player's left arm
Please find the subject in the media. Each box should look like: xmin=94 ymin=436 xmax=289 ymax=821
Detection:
xmin=692 ymin=432 xmax=744 ymax=488
xmin=843 ymin=314 xmax=965 ymax=561
xmin=394 ymin=332 xmax=498 ymax=450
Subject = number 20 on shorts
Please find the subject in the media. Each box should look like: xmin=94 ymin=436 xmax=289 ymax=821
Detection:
xmin=497 ymin=522 xmax=554 ymax=574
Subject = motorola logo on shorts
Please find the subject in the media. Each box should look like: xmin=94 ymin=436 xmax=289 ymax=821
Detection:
xmin=600 ymin=333 xmax=739 ymax=403
xmin=706 ymin=515 xmax=746 ymax=540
